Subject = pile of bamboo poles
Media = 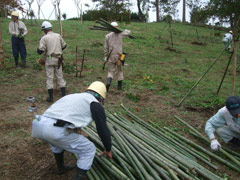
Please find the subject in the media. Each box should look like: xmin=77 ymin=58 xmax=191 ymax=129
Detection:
xmin=90 ymin=18 xmax=136 ymax=39
xmin=83 ymin=104 xmax=240 ymax=179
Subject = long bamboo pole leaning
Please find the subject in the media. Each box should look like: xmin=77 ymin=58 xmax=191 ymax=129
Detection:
xmin=177 ymin=50 xmax=225 ymax=106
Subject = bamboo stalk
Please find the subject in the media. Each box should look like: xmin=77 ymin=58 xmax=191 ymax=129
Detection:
xmin=177 ymin=50 xmax=225 ymax=106
xmin=164 ymin=127 xmax=240 ymax=174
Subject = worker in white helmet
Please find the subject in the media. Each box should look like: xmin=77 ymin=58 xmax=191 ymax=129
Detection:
xmin=37 ymin=21 xmax=67 ymax=102
xmin=104 ymin=21 xmax=131 ymax=91
xmin=31 ymin=81 xmax=112 ymax=179
xmin=222 ymin=30 xmax=233 ymax=51
xmin=9 ymin=11 xmax=28 ymax=68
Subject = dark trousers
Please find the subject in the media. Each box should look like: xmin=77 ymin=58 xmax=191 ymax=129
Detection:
xmin=11 ymin=36 xmax=27 ymax=60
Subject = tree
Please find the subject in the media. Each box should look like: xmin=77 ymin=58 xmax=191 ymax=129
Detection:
xmin=92 ymin=0 xmax=131 ymax=22
xmin=72 ymin=0 xmax=82 ymax=22
xmin=36 ymin=0 xmax=45 ymax=19
xmin=26 ymin=0 xmax=34 ymax=19
xmin=160 ymin=0 xmax=180 ymax=21
xmin=182 ymin=0 xmax=185 ymax=23
xmin=62 ymin=12 xmax=67 ymax=20
xmin=205 ymin=0 xmax=240 ymax=94
xmin=0 ymin=0 xmax=22 ymax=17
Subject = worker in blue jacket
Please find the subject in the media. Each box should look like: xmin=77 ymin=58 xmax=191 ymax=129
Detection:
xmin=205 ymin=96 xmax=240 ymax=151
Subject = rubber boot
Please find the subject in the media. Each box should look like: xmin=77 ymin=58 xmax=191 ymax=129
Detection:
xmin=46 ymin=89 xmax=54 ymax=102
xmin=106 ymin=77 xmax=112 ymax=92
xmin=14 ymin=57 xmax=19 ymax=68
xmin=229 ymin=137 xmax=240 ymax=148
xmin=21 ymin=58 xmax=26 ymax=68
xmin=54 ymin=152 xmax=75 ymax=175
xmin=118 ymin=80 xmax=122 ymax=90
xmin=75 ymin=167 xmax=87 ymax=180
xmin=60 ymin=87 xmax=66 ymax=97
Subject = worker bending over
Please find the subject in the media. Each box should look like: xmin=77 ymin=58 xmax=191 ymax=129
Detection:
xmin=32 ymin=81 xmax=112 ymax=179
xmin=205 ymin=96 xmax=240 ymax=151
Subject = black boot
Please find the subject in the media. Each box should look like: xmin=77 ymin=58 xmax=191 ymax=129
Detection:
xmin=14 ymin=57 xmax=19 ymax=68
xmin=75 ymin=167 xmax=87 ymax=180
xmin=46 ymin=89 xmax=54 ymax=102
xmin=54 ymin=152 xmax=75 ymax=175
xmin=21 ymin=58 xmax=26 ymax=68
xmin=60 ymin=87 xmax=66 ymax=97
xmin=229 ymin=137 xmax=240 ymax=148
xmin=106 ymin=77 xmax=112 ymax=92
xmin=118 ymin=80 xmax=122 ymax=90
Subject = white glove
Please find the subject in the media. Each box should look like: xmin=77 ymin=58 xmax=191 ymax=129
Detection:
xmin=210 ymin=139 xmax=221 ymax=151
xmin=104 ymin=57 xmax=107 ymax=62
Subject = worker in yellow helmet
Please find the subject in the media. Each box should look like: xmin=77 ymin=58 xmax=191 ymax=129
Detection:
xmin=31 ymin=81 xmax=112 ymax=179
xmin=9 ymin=11 xmax=28 ymax=68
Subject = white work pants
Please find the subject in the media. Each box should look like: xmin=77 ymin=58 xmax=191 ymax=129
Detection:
xmin=216 ymin=125 xmax=240 ymax=143
xmin=32 ymin=116 xmax=96 ymax=170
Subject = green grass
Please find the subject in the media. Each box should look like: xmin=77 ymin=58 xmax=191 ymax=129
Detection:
xmin=1 ymin=17 xmax=240 ymax=179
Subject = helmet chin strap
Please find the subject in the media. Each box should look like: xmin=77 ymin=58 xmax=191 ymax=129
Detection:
xmin=86 ymin=90 xmax=104 ymax=105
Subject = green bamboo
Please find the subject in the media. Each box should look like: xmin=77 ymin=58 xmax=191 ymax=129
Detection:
xmin=177 ymin=50 xmax=225 ymax=106
xmin=175 ymin=116 xmax=240 ymax=168
xmin=110 ymin=126 xmax=145 ymax=180
xmin=95 ymin=151 xmax=130 ymax=180
xmin=117 ymin=129 xmax=161 ymax=180
xmin=164 ymin=127 xmax=240 ymax=174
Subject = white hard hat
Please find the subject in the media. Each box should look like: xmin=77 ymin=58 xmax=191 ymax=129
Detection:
xmin=41 ymin=21 xmax=52 ymax=30
xmin=11 ymin=11 xmax=19 ymax=17
xmin=229 ymin=30 xmax=233 ymax=34
xmin=87 ymin=81 xmax=106 ymax=99
xmin=111 ymin=22 xmax=118 ymax=27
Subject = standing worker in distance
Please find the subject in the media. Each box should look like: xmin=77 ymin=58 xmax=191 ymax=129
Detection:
xmin=31 ymin=81 xmax=112 ymax=179
xmin=222 ymin=30 xmax=233 ymax=51
xmin=104 ymin=21 xmax=131 ymax=91
xmin=37 ymin=21 xmax=67 ymax=102
xmin=205 ymin=96 xmax=240 ymax=151
xmin=9 ymin=11 xmax=28 ymax=68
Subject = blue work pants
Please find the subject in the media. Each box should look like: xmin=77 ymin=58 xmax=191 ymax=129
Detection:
xmin=11 ymin=36 xmax=27 ymax=60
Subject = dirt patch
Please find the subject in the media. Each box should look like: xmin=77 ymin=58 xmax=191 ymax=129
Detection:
xmin=191 ymin=41 xmax=207 ymax=46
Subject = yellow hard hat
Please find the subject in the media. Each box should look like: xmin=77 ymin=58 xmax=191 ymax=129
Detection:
xmin=11 ymin=11 xmax=19 ymax=17
xmin=87 ymin=81 xmax=106 ymax=99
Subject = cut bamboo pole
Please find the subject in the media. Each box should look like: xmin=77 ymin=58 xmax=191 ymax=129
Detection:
xmin=177 ymin=50 xmax=225 ymax=106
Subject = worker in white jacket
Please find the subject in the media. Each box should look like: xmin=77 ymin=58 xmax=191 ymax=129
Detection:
xmin=205 ymin=96 xmax=240 ymax=151
xmin=222 ymin=31 xmax=233 ymax=51
xmin=104 ymin=21 xmax=131 ymax=91
xmin=9 ymin=11 xmax=28 ymax=67
xmin=31 ymin=81 xmax=112 ymax=179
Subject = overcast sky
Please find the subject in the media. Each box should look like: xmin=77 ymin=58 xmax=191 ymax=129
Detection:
xmin=21 ymin=0 xmax=194 ymax=22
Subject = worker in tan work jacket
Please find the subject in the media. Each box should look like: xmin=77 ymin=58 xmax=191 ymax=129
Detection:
xmin=9 ymin=11 xmax=28 ymax=68
xmin=37 ymin=21 xmax=67 ymax=102
xmin=104 ymin=21 xmax=131 ymax=92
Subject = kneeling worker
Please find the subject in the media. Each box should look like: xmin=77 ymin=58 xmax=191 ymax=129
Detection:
xmin=205 ymin=96 xmax=240 ymax=151
xmin=32 ymin=81 xmax=112 ymax=179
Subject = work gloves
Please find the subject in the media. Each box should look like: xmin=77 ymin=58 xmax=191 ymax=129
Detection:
xmin=210 ymin=139 xmax=221 ymax=151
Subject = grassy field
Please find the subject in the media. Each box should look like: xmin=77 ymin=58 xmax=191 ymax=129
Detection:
xmin=0 ymin=17 xmax=240 ymax=179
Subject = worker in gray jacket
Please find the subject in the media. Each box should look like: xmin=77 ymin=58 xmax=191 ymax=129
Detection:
xmin=104 ymin=21 xmax=131 ymax=91
xmin=37 ymin=21 xmax=67 ymax=102
xmin=32 ymin=81 xmax=112 ymax=179
xmin=222 ymin=31 xmax=233 ymax=51
xmin=205 ymin=96 xmax=240 ymax=151
xmin=9 ymin=11 xmax=28 ymax=68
